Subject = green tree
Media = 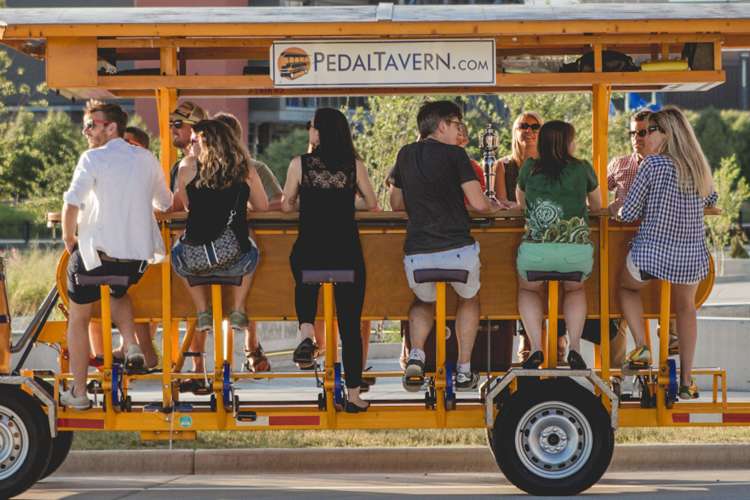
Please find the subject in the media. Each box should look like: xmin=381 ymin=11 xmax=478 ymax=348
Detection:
xmin=32 ymin=111 xmax=87 ymax=197
xmin=0 ymin=110 xmax=42 ymax=201
xmin=256 ymin=127 xmax=309 ymax=185
xmin=705 ymin=155 xmax=750 ymax=274
xmin=692 ymin=107 xmax=731 ymax=168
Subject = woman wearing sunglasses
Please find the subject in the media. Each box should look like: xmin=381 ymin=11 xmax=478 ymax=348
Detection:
xmin=615 ymin=106 xmax=717 ymax=400
xmin=494 ymin=111 xmax=543 ymax=207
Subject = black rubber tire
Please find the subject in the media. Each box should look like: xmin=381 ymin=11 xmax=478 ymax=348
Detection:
xmin=486 ymin=427 xmax=497 ymax=462
xmin=492 ymin=378 xmax=614 ymax=496
xmin=34 ymin=379 xmax=75 ymax=480
xmin=0 ymin=386 xmax=53 ymax=499
xmin=39 ymin=431 xmax=74 ymax=480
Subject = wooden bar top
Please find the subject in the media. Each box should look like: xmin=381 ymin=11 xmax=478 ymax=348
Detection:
xmin=46 ymin=207 xmax=720 ymax=226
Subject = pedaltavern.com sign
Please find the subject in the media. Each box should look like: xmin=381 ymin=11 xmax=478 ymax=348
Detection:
xmin=271 ymin=40 xmax=496 ymax=88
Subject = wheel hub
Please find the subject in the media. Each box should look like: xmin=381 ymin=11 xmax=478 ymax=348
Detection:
xmin=540 ymin=425 xmax=567 ymax=453
xmin=516 ymin=401 xmax=593 ymax=479
xmin=0 ymin=408 xmax=30 ymax=481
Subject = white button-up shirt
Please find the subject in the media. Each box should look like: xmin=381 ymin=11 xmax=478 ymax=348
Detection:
xmin=63 ymin=138 xmax=173 ymax=270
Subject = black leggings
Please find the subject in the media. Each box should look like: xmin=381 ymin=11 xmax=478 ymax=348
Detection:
xmin=290 ymin=256 xmax=366 ymax=389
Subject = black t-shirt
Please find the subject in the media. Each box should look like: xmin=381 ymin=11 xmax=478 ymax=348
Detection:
xmin=391 ymin=139 xmax=477 ymax=255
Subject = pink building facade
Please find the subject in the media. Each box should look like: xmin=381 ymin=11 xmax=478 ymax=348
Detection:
xmin=133 ymin=0 xmax=250 ymax=143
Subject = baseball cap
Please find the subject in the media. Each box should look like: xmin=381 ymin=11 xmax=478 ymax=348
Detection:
xmin=169 ymin=101 xmax=207 ymax=125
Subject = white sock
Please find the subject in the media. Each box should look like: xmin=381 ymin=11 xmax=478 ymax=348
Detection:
xmin=409 ymin=348 xmax=426 ymax=363
xmin=458 ymin=362 xmax=471 ymax=374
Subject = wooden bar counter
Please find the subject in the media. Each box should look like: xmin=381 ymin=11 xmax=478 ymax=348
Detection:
xmin=49 ymin=209 xmax=714 ymax=320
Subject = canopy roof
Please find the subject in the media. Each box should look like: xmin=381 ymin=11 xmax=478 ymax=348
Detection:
xmin=2 ymin=4 xmax=750 ymax=37
xmin=1 ymin=3 xmax=748 ymax=98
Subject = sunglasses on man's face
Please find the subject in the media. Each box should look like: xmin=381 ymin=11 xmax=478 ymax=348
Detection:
xmin=83 ymin=119 xmax=110 ymax=131
xmin=629 ymin=129 xmax=648 ymax=138
xmin=169 ymin=120 xmax=186 ymax=129
xmin=518 ymin=123 xmax=541 ymax=131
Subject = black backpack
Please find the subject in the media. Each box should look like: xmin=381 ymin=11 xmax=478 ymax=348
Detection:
xmin=560 ymin=50 xmax=640 ymax=73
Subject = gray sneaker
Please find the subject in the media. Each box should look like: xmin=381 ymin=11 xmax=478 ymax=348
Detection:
xmin=197 ymin=311 xmax=213 ymax=332
xmin=60 ymin=387 xmax=91 ymax=411
xmin=455 ymin=371 xmax=479 ymax=392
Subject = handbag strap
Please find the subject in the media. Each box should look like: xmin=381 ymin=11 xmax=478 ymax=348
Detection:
xmin=225 ymin=186 xmax=243 ymax=227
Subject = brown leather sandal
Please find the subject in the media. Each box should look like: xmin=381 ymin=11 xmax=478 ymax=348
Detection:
xmin=243 ymin=344 xmax=271 ymax=373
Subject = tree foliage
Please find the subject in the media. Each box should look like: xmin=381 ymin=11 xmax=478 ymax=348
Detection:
xmin=705 ymin=155 xmax=750 ymax=271
xmin=256 ymin=127 xmax=309 ymax=186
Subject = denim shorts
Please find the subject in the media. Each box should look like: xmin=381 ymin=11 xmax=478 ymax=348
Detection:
xmin=171 ymin=239 xmax=259 ymax=279
xmin=403 ymin=242 xmax=481 ymax=302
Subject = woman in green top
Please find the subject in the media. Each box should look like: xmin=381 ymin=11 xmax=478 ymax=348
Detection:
xmin=515 ymin=121 xmax=601 ymax=370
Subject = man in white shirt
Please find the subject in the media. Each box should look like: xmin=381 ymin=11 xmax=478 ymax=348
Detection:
xmin=60 ymin=100 xmax=172 ymax=410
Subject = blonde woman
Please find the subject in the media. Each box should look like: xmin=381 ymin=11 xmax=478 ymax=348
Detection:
xmin=616 ymin=106 xmax=717 ymax=399
xmin=172 ymin=119 xmax=268 ymax=339
xmin=494 ymin=111 xmax=544 ymax=205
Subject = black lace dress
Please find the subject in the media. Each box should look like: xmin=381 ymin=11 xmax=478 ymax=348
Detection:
xmin=289 ymin=153 xmax=366 ymax=389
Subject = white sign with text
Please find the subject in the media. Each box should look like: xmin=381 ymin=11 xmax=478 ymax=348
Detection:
xmin=271 ymin=39 xmax=496 ymax=88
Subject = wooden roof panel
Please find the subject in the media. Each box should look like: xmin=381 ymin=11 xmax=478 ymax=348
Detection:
xmin=3 ymin=4 xmax=750 ymax=39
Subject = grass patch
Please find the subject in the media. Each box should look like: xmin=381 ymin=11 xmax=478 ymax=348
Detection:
xmin=3 ymin=247 xmax=59 ymax=317
xmin=72 ymin=427 xmax=750 ymax=451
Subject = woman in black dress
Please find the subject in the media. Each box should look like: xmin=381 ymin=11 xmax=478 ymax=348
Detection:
xmin=282 ymin=108 xmax=378 ymax=412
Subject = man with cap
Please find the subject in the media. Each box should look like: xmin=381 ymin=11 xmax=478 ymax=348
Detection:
xmin=168 ymin=101 xmax=208 ymax=383
xmin=169 ymin=101 xmax=207 ymax=209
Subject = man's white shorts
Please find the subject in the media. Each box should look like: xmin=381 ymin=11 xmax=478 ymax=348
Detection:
xmin=403 ymin=242 xmax=481 ymax=303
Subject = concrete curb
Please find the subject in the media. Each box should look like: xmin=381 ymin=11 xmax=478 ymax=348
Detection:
xmin=56 ymin=444 xmax=750 ymax=475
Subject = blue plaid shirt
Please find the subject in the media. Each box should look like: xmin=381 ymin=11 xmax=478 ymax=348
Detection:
xmin=619 ymin=154 xmax=717 ymax=284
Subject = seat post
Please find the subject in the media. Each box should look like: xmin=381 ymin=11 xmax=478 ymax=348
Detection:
xmin=546 ymin=280 xmax=559 ymax=369
xmin=211 ymin=284 xmax=224 ymax=408
xmin=656 ymin=279 xmax=671 ymax=423
xmin=323 ymin=281 xmax=336 ymax=426
xmin=435 ymin=281 xmax=447 ymax=424
xmin=100 ymin=284 xmax=114 ymax=422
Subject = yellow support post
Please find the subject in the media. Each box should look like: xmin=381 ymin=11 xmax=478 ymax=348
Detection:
xmin=546 ymin=281 xmax=559 ymax=369
xmin=657 ymin=280 xmax=671 ymax=424
xmin=0 ymin=257 xmax=10 ymax=375
xmin=100 ymin=285 xmax=114 ymax=425
xmin=592 ymin=83 xmax=611 ymax=382
xmin=156 ymin=86 xmax=176 ymax=410
xmin=435 ymin=281 xmax=447 ymax=424
xmin=323 ymin=282 xmax=336 ymax=427
xmin=211 ymin=283 xmax=223 ymax=393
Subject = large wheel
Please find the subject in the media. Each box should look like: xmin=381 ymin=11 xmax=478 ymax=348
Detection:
xmin=35 ymin=379 xmax=74 ymax=480
xmin=0 ymin=386 xmax=53 ymax=499
xmin=492 ymin=378 xmax=614 ymax=496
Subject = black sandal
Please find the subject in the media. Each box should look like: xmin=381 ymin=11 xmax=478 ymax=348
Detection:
xmin=567 ymin=350 xmax=587 ymax=370
xmin=522 ymin=350 xmax=544 ymax=369
xmin=293 ymin=337 xmax=318 ymax=369
xmin=345 ymin=399 xmax=370 ymax=413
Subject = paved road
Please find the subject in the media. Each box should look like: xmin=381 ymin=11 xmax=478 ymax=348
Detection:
xmin=18 ymin=470 xmax=750 ymax=499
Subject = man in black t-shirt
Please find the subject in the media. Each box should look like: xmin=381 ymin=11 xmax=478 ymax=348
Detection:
xmin=390 ymin=100 xmax=498 ymax=392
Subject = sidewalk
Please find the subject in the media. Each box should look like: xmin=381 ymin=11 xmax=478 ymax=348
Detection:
xmin=56 ymin=444 xmax=750 ymax=475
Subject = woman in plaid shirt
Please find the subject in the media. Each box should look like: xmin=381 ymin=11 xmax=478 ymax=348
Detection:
xmin=616 ymin=106 xmax=717 ymax=400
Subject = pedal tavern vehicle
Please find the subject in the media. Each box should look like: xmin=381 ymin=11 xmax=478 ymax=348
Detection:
xmin=0 ymin=3 xmax=746 ymax=497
